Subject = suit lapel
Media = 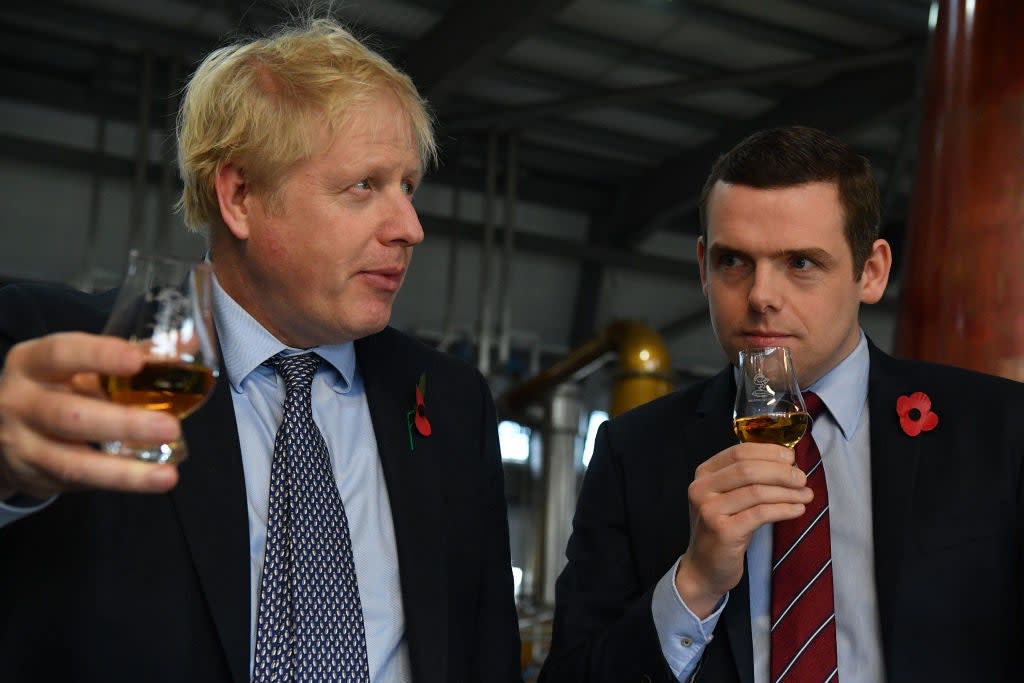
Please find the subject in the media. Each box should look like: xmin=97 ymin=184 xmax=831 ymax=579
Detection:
xmin=866 ymin=344 xmax=922 ymax=668
xmin=356 ymin=332 xmax=447 ymax=683
xmin=69 ymin=287 xmax=250 ymax=681
xmin=660 ymin=369 xmax=754 ymax=683
xmin=171 ymin=364 xmax=251 ymax=683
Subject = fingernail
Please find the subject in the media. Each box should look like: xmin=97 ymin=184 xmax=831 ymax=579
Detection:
xmin=146 ymin=413 xmax=181 ymax=440
xmin=148 ymin=464 xmax=178 ymax=489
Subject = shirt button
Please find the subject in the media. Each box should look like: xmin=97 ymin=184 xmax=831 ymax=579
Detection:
xmin=680 ymin=636 xmax=694 ymax=647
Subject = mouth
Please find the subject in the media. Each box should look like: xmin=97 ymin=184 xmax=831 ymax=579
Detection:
xmin=360 ymin=266 xmax=406 ymax=292
xmin=740 ymin=331 xmax=794 ymax=347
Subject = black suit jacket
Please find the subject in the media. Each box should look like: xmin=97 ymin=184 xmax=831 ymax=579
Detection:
xmin=0 ymin=283 xmax=521 ymax=683
xmin=540 ymin=341 xmax=1024 ymax=682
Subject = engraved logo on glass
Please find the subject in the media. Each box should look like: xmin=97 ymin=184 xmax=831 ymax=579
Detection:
xmin=148 ymin=288 xmax=194 ymax=357
xmin=751 ymin=372 xmax=775 ymax=400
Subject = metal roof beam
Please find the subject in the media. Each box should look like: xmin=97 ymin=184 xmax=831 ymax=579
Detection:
xmin=0 ymin=63 xmax=175 ymax=130
xmin=399 ymin=0 xmax=574 ymax=102
xmin=479 ymin=63 xmax=728 ymax=131
xmin=446 ymin=44 xmax=913 ymax=131
xmin=427 ymin=138 xmax=615 ymax=213
xmin=0 ymin=4 xmax=221 ymax=60
xmin=418 ymin=214 xmax=701 ymax=281
xmin=607 ymin=57 xmax=919 ymax=247
xmin=792 ymin=0 xmax=931 ymax=35
xmin=539 ymin=23 xmax=789 ymax=100
xmin=661 ymin=0 xmax=850 ymax=57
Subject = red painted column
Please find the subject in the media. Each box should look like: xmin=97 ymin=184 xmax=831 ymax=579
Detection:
xmin=895 ymin=0 xmax=1024 ymax=380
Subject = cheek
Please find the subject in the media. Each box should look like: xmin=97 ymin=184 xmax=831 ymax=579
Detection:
xmin=264 ymin=235 xmax=289 ymax=262
xmin=249 ymin=228 xmax=314 ymax=292
xmin=708 ymin=283 xmax=744 ymax=317
xmin=802 ymin=290 xmax=851 ymax=335
xmin=250 ymin=219 xmax=291 ymax=262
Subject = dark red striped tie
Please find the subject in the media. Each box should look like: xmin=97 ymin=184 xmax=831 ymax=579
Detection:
xmin=770 ymin=391 xmax=839 ymax=683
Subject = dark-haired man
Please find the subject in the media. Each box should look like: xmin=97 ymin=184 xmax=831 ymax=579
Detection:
xmin=539 ymin=125 xmax=1023 ymax=682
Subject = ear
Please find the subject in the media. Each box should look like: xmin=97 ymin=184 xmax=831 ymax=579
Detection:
xmin=214 ymin=162 xmax=253 ymax=241
xmin=696 ymin=235 xmax=709 ymax=297
xmin=858 ymin=238 xmax=892 ymax=304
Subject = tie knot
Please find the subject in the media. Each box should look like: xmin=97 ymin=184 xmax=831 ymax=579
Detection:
xmin=802 ymin=390 xmax=826 ymax=420
xmin=264 ymin=352 xmax=322 ymax=395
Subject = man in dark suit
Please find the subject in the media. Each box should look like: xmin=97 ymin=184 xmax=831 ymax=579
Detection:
xmin=0 ymin=17 xmax=520 ymax=683
xmin=539 ymin=126 xmax=1023 ymax=682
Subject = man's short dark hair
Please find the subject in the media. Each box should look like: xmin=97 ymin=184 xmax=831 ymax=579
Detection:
xmin=698 ymin=125 xmax=880 ymax=276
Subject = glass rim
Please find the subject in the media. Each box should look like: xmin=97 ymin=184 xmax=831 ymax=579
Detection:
xmin=738 ymin=345 xmax=793 ymax=358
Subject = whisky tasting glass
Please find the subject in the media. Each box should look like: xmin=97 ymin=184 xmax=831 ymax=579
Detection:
xmin=100 ymin=250 xmax=219 ymax=463
xmin=733 ymin=346 xmax=808 ymax=448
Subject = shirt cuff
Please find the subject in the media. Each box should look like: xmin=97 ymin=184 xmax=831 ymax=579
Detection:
xmin=0 ymin=494 xmax=56 ymax=528
xmin=651 ymin=556 xmax=729 ymax=681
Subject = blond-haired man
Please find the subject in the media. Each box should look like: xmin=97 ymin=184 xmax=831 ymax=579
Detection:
xmin=0 ymin=19 xmax=520 ymax=683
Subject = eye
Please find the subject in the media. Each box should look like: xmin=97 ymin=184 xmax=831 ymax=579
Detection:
xmin=401 ymin=179 xmax=416 ymax=196
xmin=791 ymin=255 xmax=815 ymax=270
xmin=717 ymin=253 xmax=743 ymax=269
xmin=353 ymin=178 xmax=371 ymax=191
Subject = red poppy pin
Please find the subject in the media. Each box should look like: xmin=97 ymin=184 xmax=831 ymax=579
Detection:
xmin=896 ymin=391 xmax=939 ymax=436
xmin=406 ymin=372 xmax=432 ymax=450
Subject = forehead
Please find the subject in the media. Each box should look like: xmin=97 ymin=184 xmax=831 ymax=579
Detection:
xmin=706 ymin=180 xmax=846 ymax=249
xmin=309 ymin=92 xmax=421 ymax=169
xmin=333 ymin=89 xmax=417 ymax=158
xmin=343 ymin=92 xmax=417 ymax=144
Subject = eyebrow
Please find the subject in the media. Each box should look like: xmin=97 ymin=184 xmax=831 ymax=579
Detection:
xmin=708 ymin=243 xmax=838 ymax=267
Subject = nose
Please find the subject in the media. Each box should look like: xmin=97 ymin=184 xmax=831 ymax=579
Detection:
xmin=747 ymin=264 xmax=782 ymax=313
xmin=382 ymin=191 xmax=424 ymax=247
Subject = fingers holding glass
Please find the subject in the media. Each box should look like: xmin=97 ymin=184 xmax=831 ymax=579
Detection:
xmin=99 ymin=251 xmax=219 ymax=464
xmin=733 ymin=346 xmax=808 ymax=448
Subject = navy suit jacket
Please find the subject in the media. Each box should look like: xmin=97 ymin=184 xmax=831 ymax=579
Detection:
xmin=539 ymin=341 xmax=1023 ymax=682
xmin=0 ymin=283 xmax=521 ymax=683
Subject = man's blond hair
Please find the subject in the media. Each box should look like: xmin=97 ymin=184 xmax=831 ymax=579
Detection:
xmin=176 ymin=17 xmax=436 ymax=231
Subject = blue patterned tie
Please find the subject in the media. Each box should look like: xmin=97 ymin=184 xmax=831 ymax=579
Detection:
xmin=253 ymin=352 xmax=370 ymax=682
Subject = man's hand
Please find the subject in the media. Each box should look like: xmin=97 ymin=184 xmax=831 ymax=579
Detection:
xmin=0 ymin=332 xmax=180 ymax=500
xmin=675 ymin=443 xmax=811 ymax=618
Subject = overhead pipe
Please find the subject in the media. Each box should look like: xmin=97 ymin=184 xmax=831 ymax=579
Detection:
xmin=127 ymin=49 xmax=153 ymax=254
xmin=476 ymin=131 xmax=498 ymax=375
xmin=155 ymin=55 xmax=180 ymax=254
xmin=438 ymin=143 xmax=463 ymax=352
xmin=497 ymin=133 xmax=519 ymax=369
xmin=534 ymin=382 xmax=582 ymax=606
xmin=78 ymin=47 xmax=111 ymax=292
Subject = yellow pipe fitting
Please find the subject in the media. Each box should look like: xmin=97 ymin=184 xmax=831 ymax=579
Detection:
xmin=605 ymin=320 xmax=673 ymax=417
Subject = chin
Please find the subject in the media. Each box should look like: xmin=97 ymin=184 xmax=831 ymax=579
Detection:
xmin=348 ymin=311 xmax=393 ymax=340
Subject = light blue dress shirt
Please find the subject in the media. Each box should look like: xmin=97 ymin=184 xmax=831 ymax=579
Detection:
xmin=653 ymin=333 xmax=885 ymax=682
xmin=214 ymin=278 xmax=411 ymax=682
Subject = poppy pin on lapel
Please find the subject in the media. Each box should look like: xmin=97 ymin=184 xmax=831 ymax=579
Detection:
xmin=896 ymin=391 xmax=938 ymax=437
xmin=406 ymin=372 xmax=432 ymax=451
